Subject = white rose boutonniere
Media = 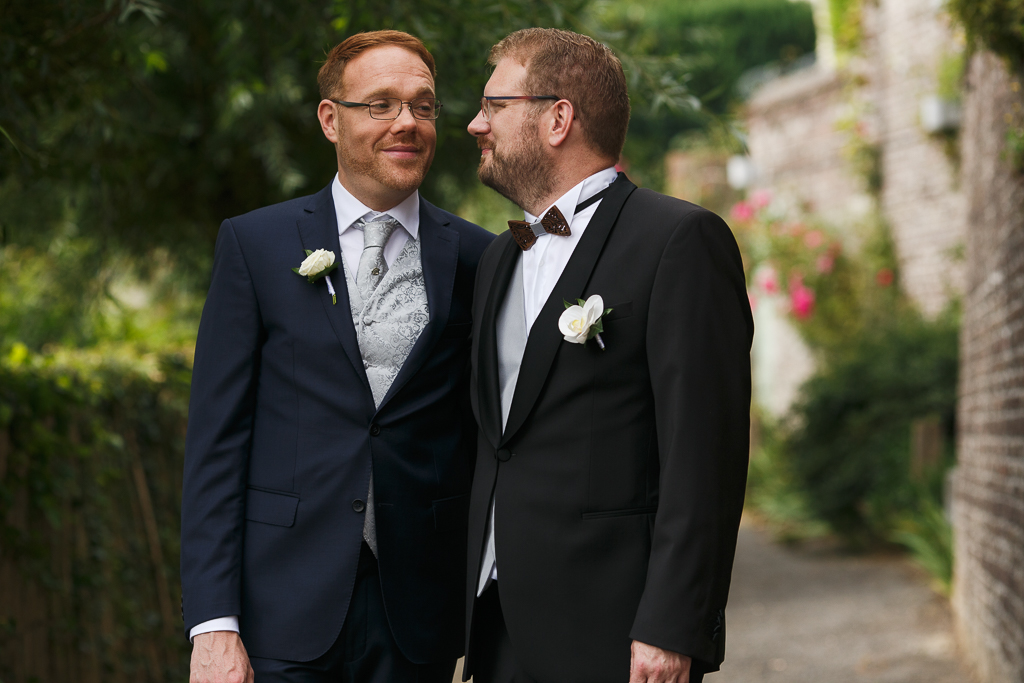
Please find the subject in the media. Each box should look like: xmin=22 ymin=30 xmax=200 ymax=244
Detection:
xmin=292 ymin=249 xmax=339 ymax=304
xmin=559 ymin=294 xmax=613 ymax=350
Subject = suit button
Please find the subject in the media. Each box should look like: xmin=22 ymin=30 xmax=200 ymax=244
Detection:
xmin=352 ymin=499 xmax=366 ymax=513
xmin=369 ymin=423 xmax=381 ymax=436
xmin=496 ymin=448 xmax=512 ymax=462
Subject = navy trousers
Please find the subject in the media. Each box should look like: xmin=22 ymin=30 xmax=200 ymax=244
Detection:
xmin=250 ymin=543 xmax=457 ymax=683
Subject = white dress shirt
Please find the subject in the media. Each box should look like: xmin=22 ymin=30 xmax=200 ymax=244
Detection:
xmin=188 ymin=176 xmax=419 ymax=643
xmin=476 ymin=166 xmax=619 ymax=596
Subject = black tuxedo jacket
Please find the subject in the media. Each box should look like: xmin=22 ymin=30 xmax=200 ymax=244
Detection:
xmin=180 ymin=182 xmax=494 ymax=662
xmin=465 ymin=174 xmax=753 ymax=682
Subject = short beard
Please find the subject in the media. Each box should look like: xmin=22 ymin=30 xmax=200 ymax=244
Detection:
xmin=478 ymin=129 xmax=554 ymax=213
xmin=337 ymin=137 xmax=433 ymax=195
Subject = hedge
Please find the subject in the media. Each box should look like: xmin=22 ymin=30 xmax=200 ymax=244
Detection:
xmin=0 ymin=343 xmax=192 ymax=682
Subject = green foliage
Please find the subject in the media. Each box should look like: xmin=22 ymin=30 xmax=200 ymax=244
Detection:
xmin=0 ymin=239 xmax=204 ymax=352
xmin=746 ymin=416 xmax=831 ymax=542
xmin=937 ymin=50 xmax=967 ymax=102
xmin=598 ymin=0 xmax=816 ymax=186
xmin=892 ymin=487 xmax=954 ymax=594
xmin=948 ymin=0 xmax=1024 ymax=70
xmin=0 ymin=343 xmax=192 ymax=679
xmin=784 ymin=308 xmax=959 ymax=539
xmin=0 ymin=0 xmax=699 ymax=270
xmin=829 ymin=0 xmax=863 ymax=54
xmin=733 ymin=192 xmax=903 ymax=353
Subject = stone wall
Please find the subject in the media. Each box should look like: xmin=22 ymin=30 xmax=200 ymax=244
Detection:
xmin=952 ymin=50 xmax=1024 ymax=683
xmin=745 ymin=65 xmax=872 ymax=227
xmin=861 ymin=0 xmax=968 ymax=316
xmin=745 ymin=0 xmax=967 ymax=316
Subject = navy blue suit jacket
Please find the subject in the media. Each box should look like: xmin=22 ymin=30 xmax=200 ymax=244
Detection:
xmin=181 ymin=181 xmax=494 ymax=663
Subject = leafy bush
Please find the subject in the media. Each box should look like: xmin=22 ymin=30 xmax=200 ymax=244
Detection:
xmin=0 ymin=343 xmax=192 ymax=681
xmin=948 ymin=0 xmax=1024 ymax=70
xmin=598 ymin=0 xmax=816 ymax=187
xmin=0 ymin=240 xmax=204 ymax=352
xmin=736 ymin=191 xmax=958 ymax=586
xmin=784 ymin=309 xmax=959 ymax=540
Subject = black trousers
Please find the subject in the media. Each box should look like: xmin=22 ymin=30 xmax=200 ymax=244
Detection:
xmin=250 ymin=542 xmax=456 ymax=683
xmin=470 ymin=584 xmax=706 ymax=683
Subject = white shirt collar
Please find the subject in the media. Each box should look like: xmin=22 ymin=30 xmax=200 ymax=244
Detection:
xmin=331 ymin=174 xmax=420 ymax=239
xmin=524 ymin=166 xmax=619 ymax=224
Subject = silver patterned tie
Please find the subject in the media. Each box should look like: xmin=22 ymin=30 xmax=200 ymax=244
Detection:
xmin=355 ymin=214 xmax=400 ymax=557
xmin=356 ymin=216 xmax=401 ymax=302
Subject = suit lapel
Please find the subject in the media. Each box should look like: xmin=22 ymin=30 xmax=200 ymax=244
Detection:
xmin=296 ymin=184 xmax=371 ymax=394
xmin=375 ymin=200 xmax=458 ymax=412
xmin=500 ymin=174 xmax=637 ymax=446
xmin=475 ymin=235 xmax=520 ymax=449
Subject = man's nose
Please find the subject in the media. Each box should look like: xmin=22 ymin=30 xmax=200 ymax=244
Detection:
xmin=390 ymin=104 xmax=418 ymax=132
xmin=468 ymin=110 xmax=489 ymax=136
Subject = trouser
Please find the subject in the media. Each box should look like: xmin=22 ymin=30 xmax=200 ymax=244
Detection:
xmin=470 ymin=583 xmax=706 ymax=683
xmin=250 ymin=542 xmax=457 ymax=683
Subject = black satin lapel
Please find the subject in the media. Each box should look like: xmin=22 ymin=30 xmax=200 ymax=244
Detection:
xmin=376 ymin=205 xmax=458 ymax=412
xmin=476 ymin=236 xmax=520 ymax=449
xmin=295 ymin=185 xmax=371 ymax=394
xmin=500 ymin=174 xmax=637 ymax=445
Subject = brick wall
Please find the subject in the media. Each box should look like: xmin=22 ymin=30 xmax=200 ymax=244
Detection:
xmin=862 ymin=0 xmax=968 ymax=316
xmin=746 ymin=0 xmax=967 ymax=316
xmin=952 ymin=50 xmax=1024 ymax=683
xmin=746 ymin=65 xmax=873 ymax=227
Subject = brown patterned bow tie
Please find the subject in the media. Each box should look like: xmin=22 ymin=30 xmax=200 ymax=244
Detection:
xmin=508 ymin=205 xmax=571 ymax=251
xmin=507 ymin=187 xmax=612 ymax=251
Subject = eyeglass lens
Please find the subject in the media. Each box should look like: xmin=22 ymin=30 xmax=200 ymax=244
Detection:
xmin=368 ymin=98 xmax=440 ymax=120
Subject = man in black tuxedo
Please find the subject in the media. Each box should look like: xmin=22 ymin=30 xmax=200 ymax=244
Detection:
xmin=180 ymin=30 xmax=492 ymax=682
xmin=463 ymin=28 xmax=753 ymax=683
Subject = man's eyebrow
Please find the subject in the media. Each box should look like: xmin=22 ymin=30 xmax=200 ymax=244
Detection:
xmin=362 ymin=87 xmax=436 ymax=100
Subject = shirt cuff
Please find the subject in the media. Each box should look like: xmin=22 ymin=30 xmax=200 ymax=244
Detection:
xmin=189 ymin=616 xmax=240 ymax=643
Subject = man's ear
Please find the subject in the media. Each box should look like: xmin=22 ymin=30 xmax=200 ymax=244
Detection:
xmin=546 ymin=99 xmax=575 ymax=148
xmin=318 ymin=100 xmax=341 ymax=144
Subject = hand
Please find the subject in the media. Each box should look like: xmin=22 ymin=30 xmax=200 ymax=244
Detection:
xmin=191 ymin=631 xmax=255 ymax=683
xmin=629 ymin=640 xmax=692 ymax=683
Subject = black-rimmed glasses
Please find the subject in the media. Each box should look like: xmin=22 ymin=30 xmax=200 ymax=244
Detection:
xmin=333 ymin=98 xmax=442 ymax=120
xmin=480 ymin=95 xmax=560 ymax=122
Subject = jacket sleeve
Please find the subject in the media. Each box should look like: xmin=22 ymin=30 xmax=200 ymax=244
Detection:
xmin=180 ymin=218 xmax=264 ymax=638
xmin=629 ymin=209 xmax=754 ymax=669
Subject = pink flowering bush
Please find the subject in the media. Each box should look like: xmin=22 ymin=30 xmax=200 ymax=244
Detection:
xmin=729 ymin=190 xmax=902 ymax=352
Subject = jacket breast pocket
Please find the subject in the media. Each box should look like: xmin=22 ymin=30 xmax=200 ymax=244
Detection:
xmin=603 ymin=301 xmax=633 ymax=322
xmin=245 ymin=488 xmax=300 ymax=527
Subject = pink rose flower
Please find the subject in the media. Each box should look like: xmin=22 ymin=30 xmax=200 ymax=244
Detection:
xmin=730 ymin=201 xmax=755 ymax=222
xmin=789 ymin=281 xmax=815 ymax=319
xmin=804 ymin=230 xmax=825 ymax=249
xmin=816 ymin=255 xmax=835 ymax=274
xmin=756 ymin=265 xmax=780 ymax=294
xmin=876 ymin=268 xmax=894 ymax=287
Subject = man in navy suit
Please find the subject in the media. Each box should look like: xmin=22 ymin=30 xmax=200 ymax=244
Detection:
xmin=181 ymin=30 xmax=493 ymax=683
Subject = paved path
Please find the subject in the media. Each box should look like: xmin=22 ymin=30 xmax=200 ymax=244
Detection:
xmin=457 ymin=521 xmax=971 ymax=683
xmin=717 ymin=522 xmax=973 ymax=683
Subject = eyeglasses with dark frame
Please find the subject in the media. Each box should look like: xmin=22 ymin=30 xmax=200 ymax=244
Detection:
xmin=332 ymin=98 xmax=442 ymax=121
xmin=479 ymin=95 xmax=560 ymax=122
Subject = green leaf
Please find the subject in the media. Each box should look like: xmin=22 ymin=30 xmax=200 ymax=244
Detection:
xmin=304 ymin=250 xmax=313 ymax=256
xmin=577 ymin=298 xmax=586 ymax=306
xmin=563 ymin=299 xmax=573 ymax=309
xmin=308 ymin=262 xmax=339 ymax=282
xmin=604 ymin=307 xmax=614 ymax=316
xmin=291 ymin=267 xmax=300 ymax=274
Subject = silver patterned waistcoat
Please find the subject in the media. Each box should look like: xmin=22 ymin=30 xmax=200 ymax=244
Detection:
xmin=343 ymin=234 xmax=430 ymax=556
